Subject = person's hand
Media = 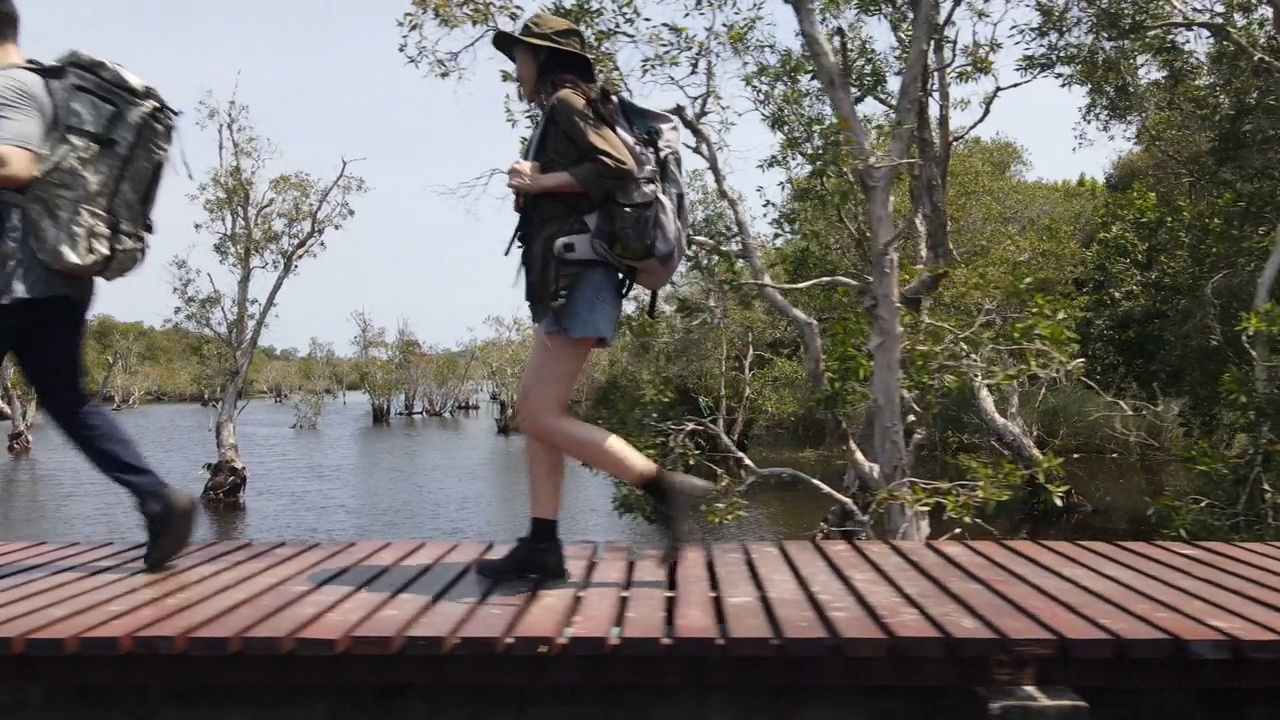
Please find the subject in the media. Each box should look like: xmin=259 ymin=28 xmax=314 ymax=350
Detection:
xmin=507 ymin=159 xmax=541 ymax=194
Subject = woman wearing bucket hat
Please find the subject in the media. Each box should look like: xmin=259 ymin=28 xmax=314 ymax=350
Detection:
xmin=480 ymin=12 xmax=714 ymax=582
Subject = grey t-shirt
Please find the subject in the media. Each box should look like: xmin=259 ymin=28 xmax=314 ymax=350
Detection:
xmin=0 ymin=66 xmax=92 ymax=304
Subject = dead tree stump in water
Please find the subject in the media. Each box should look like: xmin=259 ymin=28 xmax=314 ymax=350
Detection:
xmin=201 ymin=456 xmax=248 ymax=504
xmin=6 ymin=428 xmax=30 ymax=456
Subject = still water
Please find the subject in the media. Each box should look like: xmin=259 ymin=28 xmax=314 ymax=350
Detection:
xmin=0 ymin=394 xmax=836 ymax=544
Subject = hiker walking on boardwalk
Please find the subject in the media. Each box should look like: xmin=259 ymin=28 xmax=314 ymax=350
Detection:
xmin=477 ymin=12 xmax=714 ymax=582
xmin=0 ymin=0 xmax=195 ymax=568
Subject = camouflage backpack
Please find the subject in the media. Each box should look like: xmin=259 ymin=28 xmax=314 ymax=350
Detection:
xmin=20 ymin=51 xmax=179 ymax=280
xmin=551 ymin=95 xmax=688 ymax=315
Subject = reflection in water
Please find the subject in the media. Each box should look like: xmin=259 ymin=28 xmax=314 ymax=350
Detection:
xmin=0 ymin=394 xmax=1167 ymax=543
xmin=204 ymin=503 xmax=248 ymax=542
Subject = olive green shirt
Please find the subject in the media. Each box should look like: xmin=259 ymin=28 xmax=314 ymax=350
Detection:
xmin=521 ymin=87 xmax=636 ymax=322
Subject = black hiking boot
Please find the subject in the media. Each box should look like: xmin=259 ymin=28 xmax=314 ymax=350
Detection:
xmin=142 ymin=488 xmax=197 ymax=571
xmin=475 ymin=537 xmax=568 ymax=583
xmin=648 ymin=471 xmax=715 ymax=560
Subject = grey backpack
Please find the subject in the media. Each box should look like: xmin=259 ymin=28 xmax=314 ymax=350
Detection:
xmin=551 ymin=95 xmax=688 ymax=314
xmin=21 ymin=51 xmax=178 ymax=280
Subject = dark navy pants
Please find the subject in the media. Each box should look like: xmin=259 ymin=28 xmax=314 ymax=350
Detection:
xmin=0 ymin=295 xmax=169 ymax=513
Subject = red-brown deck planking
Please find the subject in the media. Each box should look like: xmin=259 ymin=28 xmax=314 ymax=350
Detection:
xmin=1194 ymin=541 xmax=1280 ymax=577
xmin=348 ymin=541 xmax=489 ymax=655
xmin=964 ymin=541 xmax=1174 ymax=658
xmin=0 ymin=542 xmax=224 ymax=655
xmin=0 ymin=543 xmax=142 ymax=609
xmin=452 ymin=543 xmax=548 ymax=655
xmin=780 ymin=541 xmax=889 ymax=657
xmin=293 ymin=542 xmax=456 ymax=656
xmin=892 ymin=542 xmax=1058 ymax=658
xmin=818 ymin=540 xmax=946 ymax=657
xmin=506 ymin=543 xmax=597 ymax=655
xmin=857 ymin=542 xmax=1001 ymax=657
xmin=1236 ymin=542 xmax=1280 ymax=563
xmin=77 ymin=543 xmax=308 ymax=654
xmin=1048 ymin=542 xmax=1280 ymax=657
xmin=6 ymin=539 xmax=1280 ymax=669
xmin=929 ymin=542 xmax=1116 ymax=659
xmin=238 ymin=542 xmax=424 ymax=654
xmin=563 ymin=541 xmax=630 ymax=655
xmin=618 ymin=547 xmax=668 ymax=655
xmin=0 ymin=543 xmax=111 ymax=583
xmin=0 ymin=547 xmax=152 ymax=643
xmin=400 ymin=543 xmax=508 ymax=655
xmin=1007 ymin=541 xmax=1234 ymax=659
xmin=746 ymin=541 xmax=828 ymax=656
xmin=132 ymin=543 xmax=344 ymax=654
xmin=1148 ymin=542 xmax=1280 ymax=600
xmin=1071 ymin=542 xmax=1280 ymax=657
xmin=181 ymin=541 xmax=387 ymax=655
xmin=670 ymin=542 xmax=719 ymax=654
xmin=19 ymin=543 xmax=260 ymax=656
xmin=710 ymin=543 xmax=777 ymax=657
xmin=0 ymin=542 xmax=42 ymax=560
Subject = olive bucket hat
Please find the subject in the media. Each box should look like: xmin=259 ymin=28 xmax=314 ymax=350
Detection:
xmin=492 ymin=11 xmax=596 ymax=82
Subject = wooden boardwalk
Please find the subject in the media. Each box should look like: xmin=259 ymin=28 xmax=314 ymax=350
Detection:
xmin=2 ymin=539 xmax=1280 ymax=689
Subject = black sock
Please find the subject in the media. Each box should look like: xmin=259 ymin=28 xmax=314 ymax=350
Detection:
xmin=640 ymin=469 xmax=668 ymax=503
xmin=529 ymin=517 xmax=558 ymax=543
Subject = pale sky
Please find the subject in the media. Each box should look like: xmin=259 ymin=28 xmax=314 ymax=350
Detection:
xmin=21 ymin=1 xmax=1124 ymax=353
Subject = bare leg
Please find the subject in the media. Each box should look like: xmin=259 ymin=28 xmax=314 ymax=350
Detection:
xmin=525 ymin=437 xmax=565 ymax=519
xmin=517 ymin=328 xmax=657 ymax=485
xmin=476 ymin=327 xmax=713 ymax=582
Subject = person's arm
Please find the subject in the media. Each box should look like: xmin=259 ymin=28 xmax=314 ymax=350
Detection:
xmin=0 ymin=72 xmax=43 ymax=189
xmin=532 ymin=88 xmax=635 ymax=201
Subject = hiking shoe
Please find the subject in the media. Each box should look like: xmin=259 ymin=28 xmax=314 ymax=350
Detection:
xmin=651 ymin=471 xmax=715 ymax=557
xmin=142 ymin=488 xmax=197 ymax=571
xmin=475 ymin=537 xmax=567 ymax=582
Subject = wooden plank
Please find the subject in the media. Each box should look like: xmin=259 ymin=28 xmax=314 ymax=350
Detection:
xmin=239 ymin=541 xmax=423 ymax=654
xmin=710 ymin=543 xmax=775 ymax=656
xmin=347 ymin=542 xmax=489 ymax=655
xmin=0 ymin=544 xmax=141 ymax=612
xmin=506 ymin=543 xmax=596 ymax=655
xmin=564 ymin=542 xmax=629 ymax=654
xmin=745 ymin=541 xmax=828 ymax=656
xmin=0 ymin=543 xmax=97 ymax=582
xmin=1077 ymin=542 xmax=1280 ymax=657
xmin=1193 ymin=542 xmax=1280 ymax=578
xmin=293 ymin=542 xmax=455 ymax=656
xmin=857 ymin=542 xmax=1000 ymax=656
xmin=1150 ymin=542 xmax=1280 ymax=599
xmin=932 ymin=542 xmax=1116 ymax=659
xmin=967 ymin=542 xmax=1172 ymax=658
xmin=0 ymin=542 xmax=42 ymax=560
xmin=618 ymin=546 xmax=668 ymax=655
xmin=1005 ymin=541 xmax=1233 ymax=659
xmin=0 ymin=543 xmax=95 ymax=575
xmin=75 ymin=543 xmax=306 ymax=654
xmin=670 ymin=542 xmax=719 ymax=655
xmin=818 ymin=540 xmax=945 ymax=657
xmin=182 ymin=541 xmax=386 ymax=655
xmin=401 ymin=543 xmax=508 ymax=654
xmin=0 ymin=547 xmax=157 ymax=645
xmin=17 ymin=542 xmax=262 ymax=656
xmin=132 ymin=542 xmax=352 ymax=654
xmin=451 ymin=545 xmax=546 ymax=655
xmin=1235 ymin=543 xmax=1280 ymax=562
xmin=780 ymin=541 xmax=889 ymax=657
xmin=895 ymin=542 xmax=1057 ymax=657
xmin=0 ymin=542 xmax=233 ymax=655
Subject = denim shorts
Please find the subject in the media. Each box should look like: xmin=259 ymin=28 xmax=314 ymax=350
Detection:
xmin=541 ymin=263 xmax=623 ymax=348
